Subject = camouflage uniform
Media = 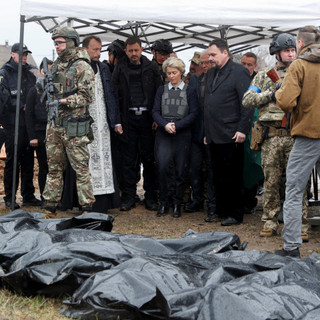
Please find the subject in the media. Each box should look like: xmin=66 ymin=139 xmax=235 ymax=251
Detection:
xmin=242 ymin=65 xmax=308 ymax=233
xmin=43 ymin=48 xmax=95 ymax=209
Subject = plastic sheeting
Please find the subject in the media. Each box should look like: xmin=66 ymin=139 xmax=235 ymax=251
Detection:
xmin=0 ymin=211 xmax=319 ymax=319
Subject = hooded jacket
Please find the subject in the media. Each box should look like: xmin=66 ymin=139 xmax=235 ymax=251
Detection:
xmin=276 ymin=43 xmax=320 ymax=138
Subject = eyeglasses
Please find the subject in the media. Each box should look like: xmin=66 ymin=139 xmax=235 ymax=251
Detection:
xmin=54 ymin=41 xmax=66 ymax=46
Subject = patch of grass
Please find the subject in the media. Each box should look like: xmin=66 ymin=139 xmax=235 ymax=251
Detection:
xmin=0 ymin=289 xmax=69 ymax=319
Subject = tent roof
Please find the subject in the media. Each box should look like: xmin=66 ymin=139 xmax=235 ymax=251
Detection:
xmin=20 ymin=0 xmax=320 ymax=53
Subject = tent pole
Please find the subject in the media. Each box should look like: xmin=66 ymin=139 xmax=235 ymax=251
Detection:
xmin=11 ymin=15 xmax=26 ymax=210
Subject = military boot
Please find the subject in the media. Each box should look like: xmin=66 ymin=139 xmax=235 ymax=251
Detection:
xmin=42 ymin=206 xmax=57 ymax=219
xmin=81 ymin=206 xmax=92 ymax=215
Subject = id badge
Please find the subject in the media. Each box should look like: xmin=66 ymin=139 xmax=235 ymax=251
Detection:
xmin=135 ymin=109 xmax=142 ymax=115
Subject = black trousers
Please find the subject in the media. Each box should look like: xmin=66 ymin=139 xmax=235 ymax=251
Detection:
xmin=210 ymin=142 xmax=244 ymax=222
xmin=4 ymin=127 xmax=35 ymax=202
xmin=120 ymin=112 xmax=156 ymax=202
xmin=189 ymin=141 xmax=216 ymax=209
xmin=155 ymin=129 xmax=191 ymax=205
xmin=34 ymin=130 xmax=48 ymax=197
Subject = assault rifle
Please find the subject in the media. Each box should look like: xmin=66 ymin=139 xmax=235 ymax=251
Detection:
xmin=41 ymin=57 xmax=59 ymax=127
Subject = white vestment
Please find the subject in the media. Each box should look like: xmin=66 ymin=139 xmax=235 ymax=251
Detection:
xmin=88 ymin=67 xmax=115 ymax=195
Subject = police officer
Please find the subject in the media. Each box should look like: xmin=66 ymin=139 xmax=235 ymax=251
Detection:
xmin=0 ymin=43 xmax=41 ymax=209
xmin=42 ymin=27 xmax=95 ymax=217
xmin=242 ymin=33 xmax=309 ymax=240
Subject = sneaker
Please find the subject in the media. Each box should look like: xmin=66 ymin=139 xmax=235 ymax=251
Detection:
xmin=260 ymin=228 xmax=277 ymax=237
xmin=22 ymin=198 xmax=42 ymax=206
xmin=301 ymin=232 xmax=309 ymax=243
xmin=274 ymin=248 xmax=300 ymax=258
xmin=5 ymin=200 xmax=20 ymax=210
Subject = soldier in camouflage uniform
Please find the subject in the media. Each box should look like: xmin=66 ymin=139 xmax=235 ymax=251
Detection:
xmin=242 ymin=33 xmax=309 ymax=240
xmin=42 ymin=27 xmax=95 ymax=217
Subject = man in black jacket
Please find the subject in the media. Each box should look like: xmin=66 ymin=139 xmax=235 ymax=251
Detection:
xmin=0 ymin=43 xmax=41 ymax=209
xmin=204 ymin=39 xmax=253 ymax=226
xmin=25 ymin=59 xmax=53 ymax=202
xmin=112 ymin=36 xmax=161 ymax=211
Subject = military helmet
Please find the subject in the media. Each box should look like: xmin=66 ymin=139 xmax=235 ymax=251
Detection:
xmin=152 ymin=39 xmax=173 ymax=54
xmin=107 ymin=39 xmax=125 ymax=58
xmin=52 ymin=26 xmax=80 ymax=47
xmin=269 ymin=33 xmax=296 ymax=55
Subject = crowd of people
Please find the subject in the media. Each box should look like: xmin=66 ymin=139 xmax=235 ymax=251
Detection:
xmin=0 ymin=25 xmax=319 ymax=258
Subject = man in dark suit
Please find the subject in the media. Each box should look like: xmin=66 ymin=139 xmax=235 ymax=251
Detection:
xmin=204 ymin=39 xmax=253 ymax=226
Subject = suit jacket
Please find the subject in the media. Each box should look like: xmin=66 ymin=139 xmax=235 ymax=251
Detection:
xmin=204 ymin=59 xmax=253 ymax=144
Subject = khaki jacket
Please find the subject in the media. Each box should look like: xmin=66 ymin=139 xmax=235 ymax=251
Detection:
xmin=276 ymin=43 xmax=320 ymax=138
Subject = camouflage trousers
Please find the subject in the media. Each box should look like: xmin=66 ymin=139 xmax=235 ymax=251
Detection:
xmin=261 ymin=135 xmax=309 ymax=232
xmin=43 ymin=124 xmax=95 ymax=207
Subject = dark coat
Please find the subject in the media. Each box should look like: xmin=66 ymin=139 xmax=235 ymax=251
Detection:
xmin=0 ymin=58 xmax=36 ymax=128
xmin=188 ymin=73 xmax=205 ymax=144
xmin=204 ymin=59 xmax=253 ymax=144
xmin=152 ymin=84 xmax=200 ymax=133
xmin=112 ymin=55 xmax=161 ymax=130
xmin=97 ymin=61 xmax=120 ymax=127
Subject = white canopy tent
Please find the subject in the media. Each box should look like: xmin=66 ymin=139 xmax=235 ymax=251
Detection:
xmin=20 ymin=0 xmax=320 ymax=53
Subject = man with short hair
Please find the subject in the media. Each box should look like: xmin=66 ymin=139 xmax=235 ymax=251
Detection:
xmin=82 ymin=35 xmax=121 ymax=212
xmin=42 ymin=27 xmax=95 ymax=217
xmin=0 ymin=43 xmax=41 ymax=209
xmin=242 ymin=33 xmax=309 ymax=240
xmin=240 ymin=52 xmax=257 ymax=79
xmin=112 ymin=36 xmax=161 ymax=211
xmin=275 ymin=26 xmax=320 ymax=258
xmin=204 ymin=39 xmax=253 ymax=226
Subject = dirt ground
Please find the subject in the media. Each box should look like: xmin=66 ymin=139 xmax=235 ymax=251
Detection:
xmin=0 ymin=157 xmax=319 ymax=259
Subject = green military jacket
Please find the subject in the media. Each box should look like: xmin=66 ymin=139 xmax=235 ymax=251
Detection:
xmin=52 ymin=48 xmax=95 ymax=119
xmin=242 ymin=65 xmax=287 ymax=127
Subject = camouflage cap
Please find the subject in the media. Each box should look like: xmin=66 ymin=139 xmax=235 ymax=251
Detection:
xmin=190 ymin=52 xmax=201 ymax=65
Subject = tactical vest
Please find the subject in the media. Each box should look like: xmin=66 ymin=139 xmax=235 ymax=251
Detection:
xmin=161 ymin=84 xmax=189 ymax=120
xmin=53 ymin=59 xmax=83 ymax=99
xmin=128 ymin=64 xmax=145 ymax=108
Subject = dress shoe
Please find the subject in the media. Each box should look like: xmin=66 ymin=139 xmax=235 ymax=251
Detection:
xmin=5 ymin=201 xmax=20 ymax=209
xmin=221 ymin=217 xmax=241 ymax=226
xmin=204 ymin=210 xmax=220 ymax=222
xmin=172 ymin=205 xmax=181 ymax=218
xmin=184 ymin=201 xmax=203 ymax=212
xmin=145 ymin=199 xmax=158 ymax=211
xmin=120 ymin=199 xmax=135 ymax=211
xmin=274 ymin=248 xmax=300 ymax=258
xmin=22 ymin=198 xmax=42 ymax=206
xmin=157 ymin=204 xmax=169 ymax=217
